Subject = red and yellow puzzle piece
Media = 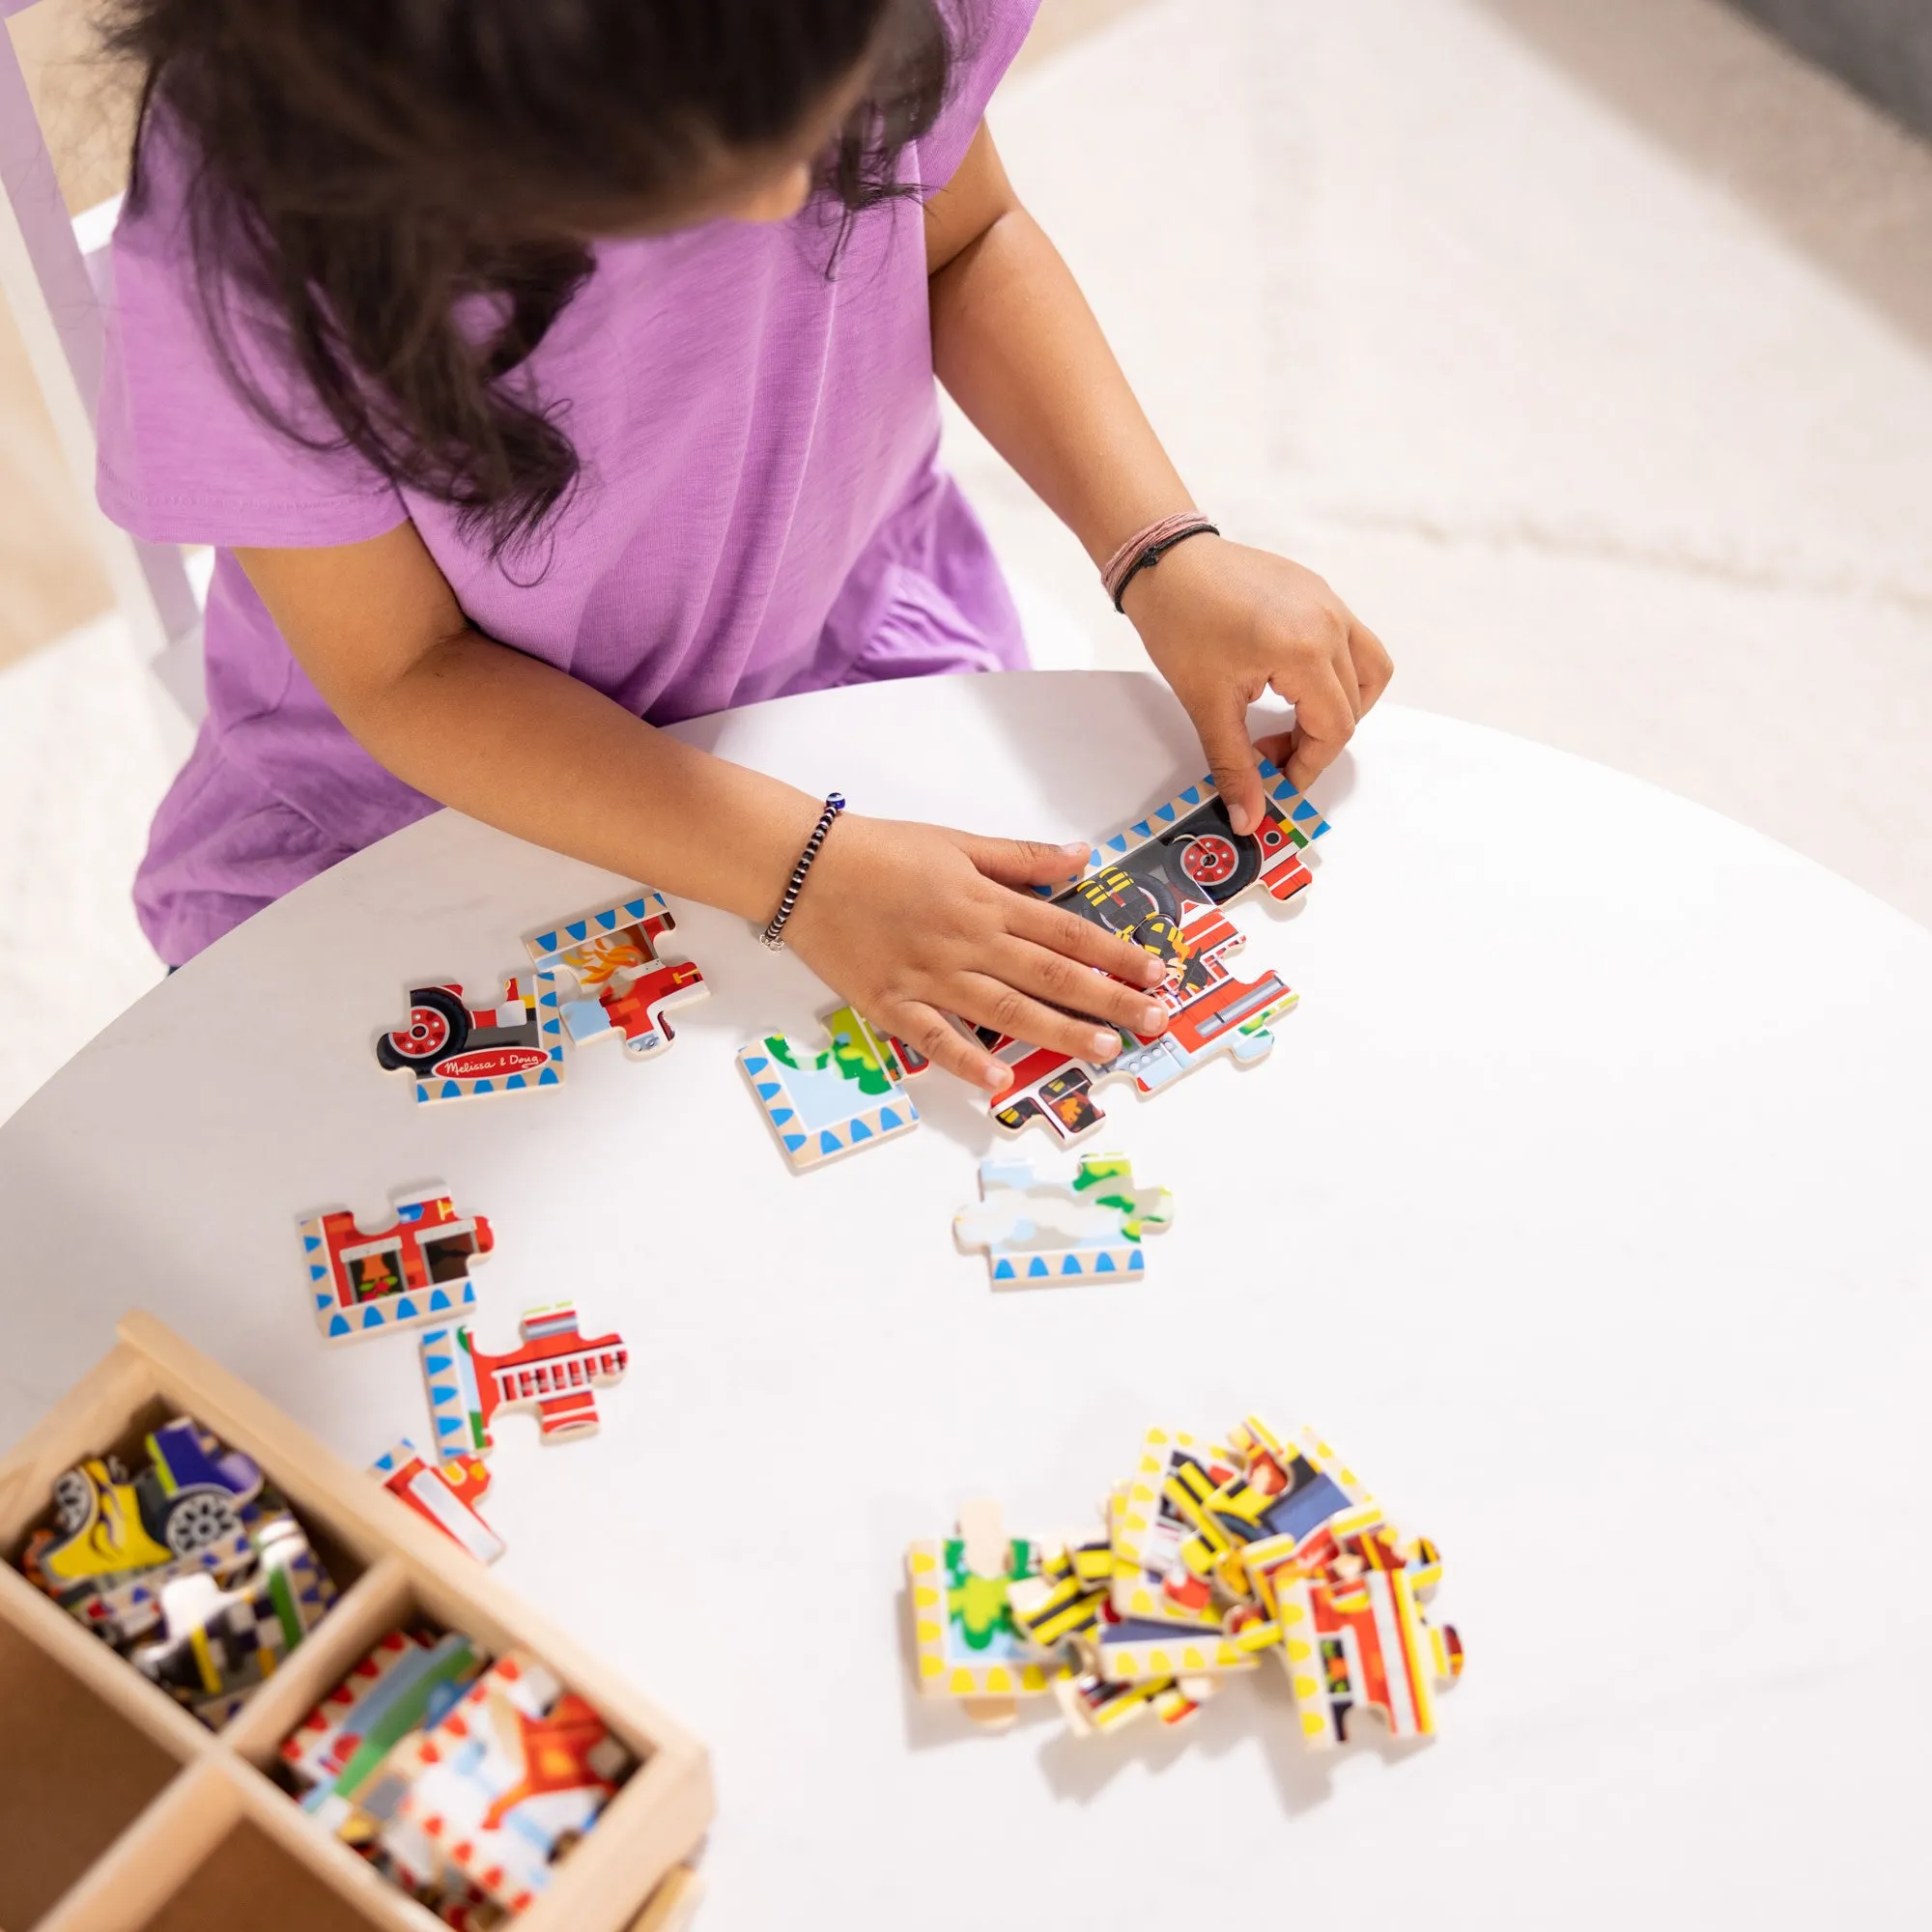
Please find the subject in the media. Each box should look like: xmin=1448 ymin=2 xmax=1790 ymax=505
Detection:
xmin=907 ymin=1413 xmax=1463 ymax=1750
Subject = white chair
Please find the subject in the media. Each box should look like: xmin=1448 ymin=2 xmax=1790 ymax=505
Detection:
xmin=0 ymin=0 xmax=204 ymax=737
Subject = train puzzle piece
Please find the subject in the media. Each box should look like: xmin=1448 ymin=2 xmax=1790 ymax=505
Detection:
xmin=983 ymin=761 xmax=1327 ymax=1144
xmin=370 ymin=1438 xmax=503 ymax=1565
xmin=954 ymin=1151 xmax=1174 ymax=1285
xmin=300 ymin=1187 xmax=495 ymax=1345
xmin=392 ymin=1652 xmax=632 ymax=1915
xmin=376 ymin=979 xmax=563 ymax=1104
xmin=525 ymin=891 xmax=709 ymax=1064
xmin=739 ymin=1004 xmax=930 ymax=1170
xmin=907 ymin=1412 xmax=1463 ymax=1752
xmin=419 ymin=1304 xmax=629 ymax=1456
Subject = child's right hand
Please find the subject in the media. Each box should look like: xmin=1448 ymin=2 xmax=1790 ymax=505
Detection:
xmin=782 ymin=815 xmax=1172 ymax=1092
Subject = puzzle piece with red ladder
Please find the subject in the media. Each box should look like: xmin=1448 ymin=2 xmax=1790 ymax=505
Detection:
xmin=982 ymin=761 xmax=1327 ymax=1144
xmin=419 ymin=1304 xmax=629 ymax=1456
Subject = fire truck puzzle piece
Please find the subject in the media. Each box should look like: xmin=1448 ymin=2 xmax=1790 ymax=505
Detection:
xmin=525 ymin=890 xmax=709 ymax=1063
xmin=907 ymin=1499 xmax=1062 ymax=1725
xmin=739 ymin=1004 xmax=929 ymax=1170
xmin=907 ymin=1411 xmax=1463 ymax=1753
xmin=419 ymin=1303 xmax=629 ymax=1456
xmin=1271 ymin=1519 xmax=1464 ymax=1747
xmin=300 ymin=1187 xmax=495 ymax=1345
xmin=954 ymin=1151 xmax=1174 ymax=1285
xmin=376 ymin=978 xmax=563 ymax=1104
xmin=393 ymin=1652 xmax=632 ymax=1914
xmin=983 ymin=761 xmax=1326 ymax=1144
xmin=370 ymin=1439 xmax=503 ymax=1565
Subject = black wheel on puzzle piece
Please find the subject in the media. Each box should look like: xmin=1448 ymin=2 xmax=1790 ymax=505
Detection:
xmin=160 ymin=1488 xmax=242 ymax=1556
xmin=1175 ymin=830 xmax=1260 ymax=902
xmin=378 ymin=986 xmax=470 ymax=1071
xmin=52 ymin=1468 xmax=94 ymax=1536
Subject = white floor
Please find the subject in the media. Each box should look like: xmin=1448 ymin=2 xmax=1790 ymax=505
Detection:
xmin=4 ymin=0 xmax=1930 ymax=1126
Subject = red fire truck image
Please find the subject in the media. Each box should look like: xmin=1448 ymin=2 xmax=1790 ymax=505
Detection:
xmin=983 ymin=778 xmax=1321 ymax=1142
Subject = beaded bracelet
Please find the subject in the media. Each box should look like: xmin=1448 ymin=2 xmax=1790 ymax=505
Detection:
xmin=1101 ymin=513 xmax=1222 ymax=612
xmin=760 ymin=792 xmax=845 ymax=951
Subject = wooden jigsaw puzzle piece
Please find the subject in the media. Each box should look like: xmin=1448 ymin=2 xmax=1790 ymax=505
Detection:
xmin=376 ymin=979 xmax=563 ymax=1104
xmin=739 ymin=1004 xmax=924 ymax=1169
xmin=1060 ymin=761 xmax=1328 ymax=923
xmin=396 ymin=1652 xmax=630 ymax=1913
xmin=1055 ymin=1667 xmax=1212 ymax=1738
xmin=954 ymin=1151 xmax=1174 ymax=1285
xmin=130 ymin=1516 xmax=334 ymax=1722
xmin=985 ymin=765 xmax=1328 ymax=1142
xmin=525 ymin=891 xmax=709 ymax=1063
xmin=1274 ymin=1527 xmax=1463 ymax=1748
xmin=421 ymin=1303 xmax=629 ymax=1457
xmin=1109 ymin=1427 xmax=1244 ymax=1630
xmin=301 ymin=1186 xmax=494 ymax=1346
xmin=370 ymin=1438 xmax=503 ymax=1564
xmin=907 ymin=1500 xmax=1063 ymax=1713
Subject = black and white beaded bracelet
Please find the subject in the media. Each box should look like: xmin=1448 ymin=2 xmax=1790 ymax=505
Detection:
xmin=760 ymin=792 xmax=845 ymax=951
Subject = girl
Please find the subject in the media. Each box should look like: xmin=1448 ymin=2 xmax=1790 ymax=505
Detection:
xmin=99 ymin=0 xmax=1390 ymax=1094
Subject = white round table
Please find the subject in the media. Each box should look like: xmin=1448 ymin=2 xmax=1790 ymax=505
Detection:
xmin=3 ymin=671 xmax=1928 ymax=1926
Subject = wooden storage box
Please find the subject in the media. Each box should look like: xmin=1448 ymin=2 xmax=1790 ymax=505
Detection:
xmin=0 ymin=1313 xmax=713 ymax=1932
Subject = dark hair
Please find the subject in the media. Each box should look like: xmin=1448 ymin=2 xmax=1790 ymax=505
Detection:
xmin=109 ymin=0 xmax=960 ymax=555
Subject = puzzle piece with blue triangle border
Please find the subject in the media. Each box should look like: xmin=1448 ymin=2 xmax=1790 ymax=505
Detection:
xmin=375 ymin=978 xmax=563 ymax=1104
xmin=954 ymin=1151 xmax=1174 ymax=1285
xmin=300 ymin=1186 xmax=494 ymax=1346
xmin=525 ymin=889 xmax=709 ymax=1063
xmin=987 ymin=762 xmax=1328 ymax=1144
xmin=738 ymin=1004 xmax=929 ymax=1171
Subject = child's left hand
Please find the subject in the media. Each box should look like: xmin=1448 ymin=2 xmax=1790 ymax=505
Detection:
xmin=1121 ymin=533 xmax=1393 ymax=834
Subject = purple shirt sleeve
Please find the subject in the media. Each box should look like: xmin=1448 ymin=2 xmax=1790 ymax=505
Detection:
xmin=917 ymin=0 xmax=1043 ymax=187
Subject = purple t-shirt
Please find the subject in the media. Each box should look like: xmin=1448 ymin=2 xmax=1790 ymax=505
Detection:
xmin=98 ymin=1 xmax=1038 ymax=965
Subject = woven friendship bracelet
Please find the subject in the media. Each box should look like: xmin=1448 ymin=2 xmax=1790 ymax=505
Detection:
xmin=760 ymin=792 xmax=846 ymax=951
xmin=1101 ymin=513 xmax=1222 ymax=612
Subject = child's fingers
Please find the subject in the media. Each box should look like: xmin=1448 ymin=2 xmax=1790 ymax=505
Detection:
xmin=1350 ymin=619 xmax=1394 ymax=712
xmin=878 ymin=999 xmax=1012 ymax=1091
xmin=954 ymin=974 xmax=1128 ymax=1066
xmin=991 ymin=936 xmax=1169 ymax=1037
xmin=1281 ymin=668 xmax=1358 ymax=792
xmin=1181 ymin=690 xmax=1267 ymax=837
xmin=1007 ymin=897 xmax=1167 ymax=988
xmin=956 ymin=834 xmax=1094 ymax=891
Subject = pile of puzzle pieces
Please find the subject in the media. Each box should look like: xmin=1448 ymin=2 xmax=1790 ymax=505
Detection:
xmin=21 ymin=1416 xmax=338 ymax=1727
xmin=281 ymin=1633 xmax=634 ymax=1924
xmin=908 ymin=1416 xmax=1463 ymax=1746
